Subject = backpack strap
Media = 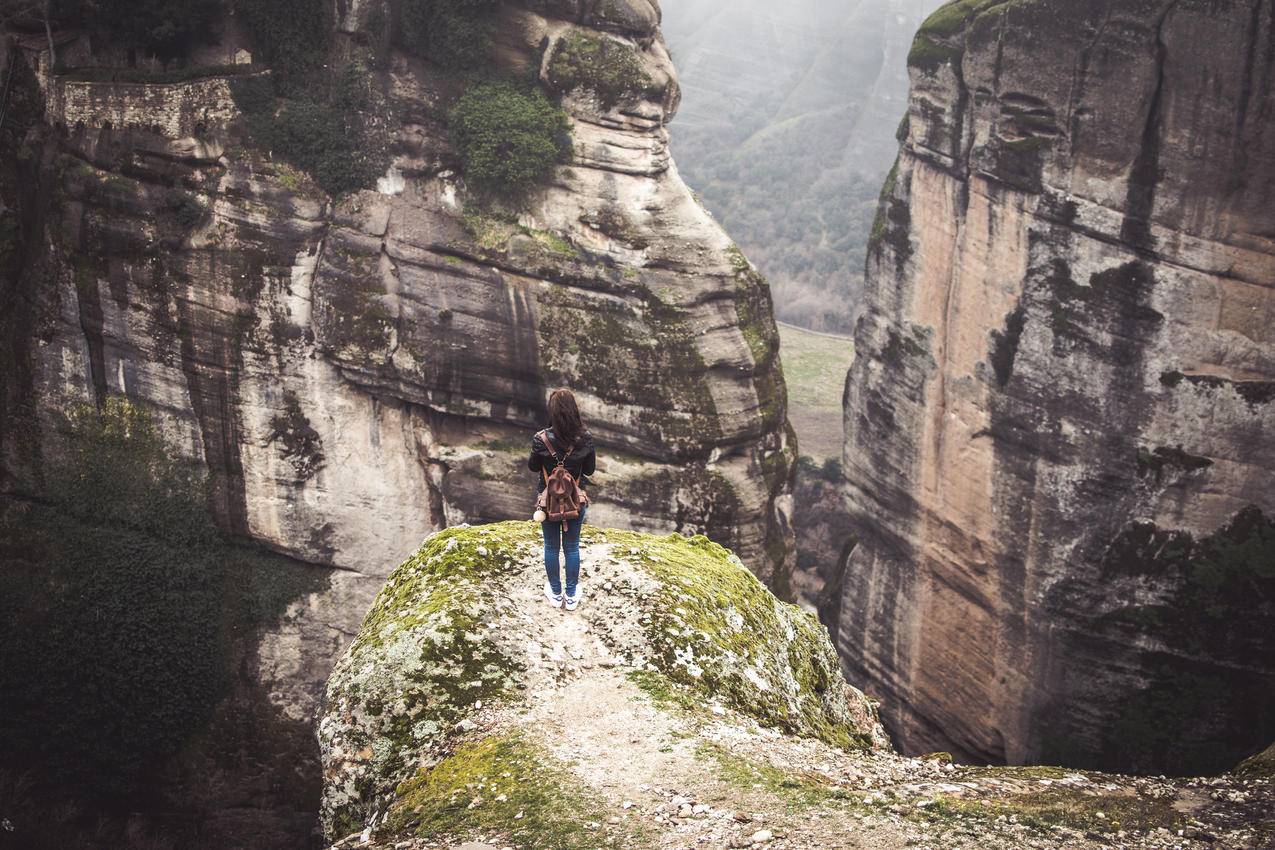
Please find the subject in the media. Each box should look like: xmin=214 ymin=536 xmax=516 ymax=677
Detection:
xmin=539 ymin=429 xmax=573 ymax=466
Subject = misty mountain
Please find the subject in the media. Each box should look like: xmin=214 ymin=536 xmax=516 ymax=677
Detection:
xmin=662 ymin=0 xmax=943 ymax=332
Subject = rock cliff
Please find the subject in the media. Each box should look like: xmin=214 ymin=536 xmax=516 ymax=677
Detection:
xmin=829 ymin=0 xmax=1275 ymax=774
xmin=317 ymin=522 xmax=1273 ymax=850
xmin=0 ymin=0 xmax=795 ymax=744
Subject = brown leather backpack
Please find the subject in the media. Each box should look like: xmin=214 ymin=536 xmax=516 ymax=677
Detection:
xmin=536 ymin=429 xmax=588 ymax=522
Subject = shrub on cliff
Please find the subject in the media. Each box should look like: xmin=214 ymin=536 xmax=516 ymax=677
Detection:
xmin=68 ymin=0 xmax=219 ymax=60
xmin=546 ymin=30 xmax=657 ymax=108
xmin=399 ymin=0 xmax=499 ymax=70
xmin=231 ymin=65 xmax=391 ymax=196
xmin=233 ymin=0 xmax=333 ymax=79
xmin=0 ymin=398 xmax=326 ymax=801
xmin=448 ymin=80 xmax=572 ymax=196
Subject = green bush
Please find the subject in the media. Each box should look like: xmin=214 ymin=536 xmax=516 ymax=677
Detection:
xmin=231 ymin=68 xmax=390 ymax=197
xmin=233 ymin=0 xmax=334 ymax=79
xmin=546 ymin=30 xmax=656 ymax=108
xmin=0 ymin=398 xmax=326 ymax=800
xmin=448 ymin=80 xmax=572 ymax=196
xmin=399 ymin=0 xmax=499 ymax=70
xmin=71 ymin=0 xmax=220 ymax=60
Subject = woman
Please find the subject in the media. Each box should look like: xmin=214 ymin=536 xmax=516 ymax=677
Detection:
xmin=528 ymin=388 xmax=595 ymax=611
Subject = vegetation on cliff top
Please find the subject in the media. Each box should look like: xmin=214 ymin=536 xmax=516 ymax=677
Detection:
xmin=546 ymin=30 xmax=657 ymax=107
xmin=321 ymin=522 xmax=879 ymax=837
xmin=399 ymin=0 xmax=500 ymax=71
xmin=231 ymin=60 xmax=391 ymax=196
xmin=234 ymin=0 xmax=333 ymax=78
xmin=908 ymin=0 xmax=1026 ymax=74
xmin=449 ymin=80 xmax=573 ymax=196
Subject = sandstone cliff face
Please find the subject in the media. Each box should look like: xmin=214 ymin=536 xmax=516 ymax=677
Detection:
xmin=830 ymin=0 xmax=1275 ymax=774
xmin=0 ymin=0 xmax=795 ymax=734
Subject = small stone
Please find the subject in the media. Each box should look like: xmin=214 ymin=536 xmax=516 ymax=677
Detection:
xmin=750 ymin=828 xmax=774 ymax=844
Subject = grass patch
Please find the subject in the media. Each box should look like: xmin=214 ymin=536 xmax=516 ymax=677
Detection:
xmin=778 ymin=324 xmax=854 ymax=411
xmin=698 ymin=742 xmax=849 ymax=810
xmin=922 ymin=786 xmax=1183 ymax=834
xmin=388 ymin=734 xmax=643 ymax=848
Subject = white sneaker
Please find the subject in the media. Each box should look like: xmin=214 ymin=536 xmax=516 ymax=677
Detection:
xmin=564 ymin=589 xmax=582 ymax=611
xmin=544 ymin=580 xmax=563 ymax=608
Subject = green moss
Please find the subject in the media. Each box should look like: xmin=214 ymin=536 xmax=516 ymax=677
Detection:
xmin=535 ymin=287 xmax=723 ymax=450
xmin=920 ymin=785 xmax=1183 ymax=834
xmin=1236 ymin=742 xmax=1275 ymax=778
xmin=461 ymin=208 xmax=518 ymax=250
xmin=698 ymin=742 xmax=849 ymax=810
xmin=388 ymin=734 xmax=639 ymax=847
xmin=907 ymin=34 xmax=964 ymax=73
xmin=323 ymin=525 xmax=544 ymax=832
xmin=908 ymin=1 xmax=1031 ymax=74
xmin=598 ymin=529 xmax=874 ymax=750
xmin=869 ymin=159 xmax=900 ymax=247
xmin=547 ymin=31 xmax=657 ymax=108
xmin=521 ymin=227 xmax=579 ymax=258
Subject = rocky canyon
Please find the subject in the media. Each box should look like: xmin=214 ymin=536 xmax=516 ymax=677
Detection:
xmin=0 ymin=1 xmax=793 ymax=845
xmin=661 ymin=0 xmax=944 ymax=332
xmin=828 ymin=0 xmax=1275 ymax=777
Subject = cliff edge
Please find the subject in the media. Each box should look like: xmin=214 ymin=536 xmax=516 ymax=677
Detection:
xmin=828 ymin=0 xmax=1275 ymax=775
xmin=317 ymin=523 xmax=1272 ymax=850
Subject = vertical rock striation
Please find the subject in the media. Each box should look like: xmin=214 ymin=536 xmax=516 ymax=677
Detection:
xmin=0 ymin=0 xmax=794 ymax=792
xmin=831 ymin=0 xmax=1275 ymax=774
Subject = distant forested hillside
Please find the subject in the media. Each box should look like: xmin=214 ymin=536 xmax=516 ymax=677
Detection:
xmin=662 ymin=0 xmax=943 ymax=332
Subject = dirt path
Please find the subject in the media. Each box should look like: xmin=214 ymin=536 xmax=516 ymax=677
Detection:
xmin=481 ymin=540 xmax=1273 ymax=850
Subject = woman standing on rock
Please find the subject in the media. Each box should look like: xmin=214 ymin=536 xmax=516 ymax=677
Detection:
xmin=529 ymin=388 xmax=595 ymax=611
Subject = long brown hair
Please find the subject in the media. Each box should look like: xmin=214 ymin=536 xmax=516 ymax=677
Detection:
xmin=547 ymin=388 xmax=585 ymax=449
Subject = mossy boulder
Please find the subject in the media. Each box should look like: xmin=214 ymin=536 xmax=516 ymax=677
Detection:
xmin=1236 ymin=742 xmax=1275 ymax=779
xmin=318 ymin=522 xmax=883 ymax=841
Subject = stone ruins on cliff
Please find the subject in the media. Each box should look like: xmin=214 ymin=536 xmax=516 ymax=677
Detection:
xmin=829 ymin=0 xmax=1275 ymax=775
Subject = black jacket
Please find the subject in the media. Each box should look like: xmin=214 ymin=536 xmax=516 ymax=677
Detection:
xmin=529 ymin=429 xmax=595 ymax=494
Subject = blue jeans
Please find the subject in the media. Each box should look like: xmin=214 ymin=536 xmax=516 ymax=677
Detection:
xmin=542 ymin=506 xmax=586 ymax=597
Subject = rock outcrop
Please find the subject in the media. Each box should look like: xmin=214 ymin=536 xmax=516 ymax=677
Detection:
xmin=829 ymin=0 xmax=1275 ymax=774
xmin=318 ymin=522 xmax=1273 ymax=850
xmin=0 ymin=0 xmax=795 ymax=737
xmin=318 ymin=521 xmax=884 ymax=840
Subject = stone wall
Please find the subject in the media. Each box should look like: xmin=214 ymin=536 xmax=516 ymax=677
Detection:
xmin=45 ymin=73 xmax=252 ymax=136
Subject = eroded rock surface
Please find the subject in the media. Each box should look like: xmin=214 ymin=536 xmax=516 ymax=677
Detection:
xmin=829 ymin=0 xmax=1275 ymax=774
xmin=0 ymin=0 xmax=795 ymax=735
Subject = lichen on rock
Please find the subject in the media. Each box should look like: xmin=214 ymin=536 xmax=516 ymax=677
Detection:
xmin=318 ymin=521 xmax=883 ymax=841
